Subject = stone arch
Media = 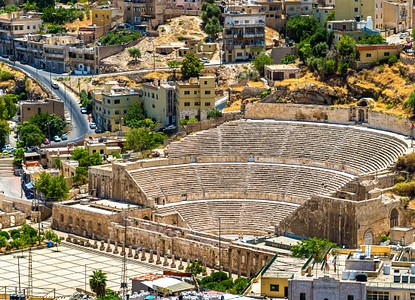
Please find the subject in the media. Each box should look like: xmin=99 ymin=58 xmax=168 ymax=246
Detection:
xmin=364 ymin=229 xmax=373 ymax=245
xmin=390 ymin=208 xmax=399 ymax=228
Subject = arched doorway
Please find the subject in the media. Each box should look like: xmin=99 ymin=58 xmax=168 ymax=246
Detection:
xmin=364 ymin=230 xmax=373 ymax=245
xmin=390 ymin=208 xmax=399 ymax=228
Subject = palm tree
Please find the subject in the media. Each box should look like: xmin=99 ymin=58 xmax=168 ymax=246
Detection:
xmin=89 ymin=270 xmax=107 ymax=296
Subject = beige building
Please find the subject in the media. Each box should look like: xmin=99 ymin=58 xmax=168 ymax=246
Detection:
xmin=383 ymin=0 xmax=412 ymax=33
xmin=92 ymin=81 xmax=141 ymax=132
xmin=91 ymin=7 xmax=121 ymax=33
xmin=285 ymin=0 xmax=302 ymax=17
xmin=356 ymin=44 xmax=400 ymax=68
xmin=141 ymin=81 xmax=176 ymax=125
xmin=264 ymin=64 xmax=300 ymax=83
xmin=19 ymin=98 xmax=65 ymax=123
xmin=175 ymin=76 xmax=215 ymax=122
xmin=335 ymin=0 xmax=383 ymax=29
xmin=84 ymin=135 xmax=124 ymax=157
xmin=257 ymin=0 xmax=285 ymax=30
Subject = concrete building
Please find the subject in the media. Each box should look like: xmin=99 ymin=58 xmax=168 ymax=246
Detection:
xmin=223 ymin=11 xmax=266 ymax=62
xmin=264 ymin=64 xmax=300 ymax=84
xmin=141 ymin=81 xmax=176 ymax=125
xmin=175 ymin=76 xmax=215 ymax=122
xmin=19 ymin=98 xmax=65 ymax=123
xmin=356 ymin=43 xmax=400 ymax=68
xmin=327 ymin=19 xmax=380 ymax=43
xmin=84 ymin=135 xmax=124 ymax=157
xmin=383 ymin=0 xmax=412 ymax=33
xmin=284 ymin=0 xmax=302 ymax=17
xmin=312 ymin=5 xmax=335 ymax=26
xmin=257 ymin=0 xmax=285 ymax=30
xmin=0 ymin=12 xmax=42 ymax=57
xmin=92 ymin=81 xmax=141 ymax=132
xmin=335 ymin=0 xmax=383 ymax=29
xmin=91 ymin=7 xmax=121 ymax=33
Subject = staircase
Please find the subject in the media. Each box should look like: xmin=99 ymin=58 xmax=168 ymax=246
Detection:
xmin=0 ymin=158 xmax=15 ymax=177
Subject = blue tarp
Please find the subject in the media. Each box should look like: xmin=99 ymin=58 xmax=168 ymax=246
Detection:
xmin=25 ymin=182 xmax=34 ymax=189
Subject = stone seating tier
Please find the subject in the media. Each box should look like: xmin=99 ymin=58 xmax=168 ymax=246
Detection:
xmin=155 ymin=200 xmax=300 ymax=234
xmin=165 ymin=120 xmax=408 ymax=174
xmin=129 ymin=162 xmax=354 ymax=201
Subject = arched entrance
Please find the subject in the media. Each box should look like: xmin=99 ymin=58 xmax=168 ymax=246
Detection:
xmin=364 ymin=230 xmax=373 ymax=245
xmin=390 ymin=208 xmax=399 ymax=228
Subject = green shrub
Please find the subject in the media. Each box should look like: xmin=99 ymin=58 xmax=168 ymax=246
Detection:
xmin=207 ymin=109 xmax=223 ymax=119
xmin=378 ymin=65 xmax=385 ymax=73
xmin=177 ymin=36 xmax=185 ymax=41
xmin=0 ymin=231 xmax=10 ymax=240
xmin=259 ymin=89 xmax=272 ymax=99
xmin=394 ymin=181 xmax=415 ymax=197
xmin=0 ymin=70 xmax=13 ymax=81
xmin=99 ymin=30 xmax=142 ymax=46
xmin=380 ymin=234 xmax=390 ymax=242
xmin=396 ymin=175 xmax=406 ymax=183
xmin=386 ymin=103 xmax=394 ymax=110
xmin=388 ymin=55 xmax=398 ymax=65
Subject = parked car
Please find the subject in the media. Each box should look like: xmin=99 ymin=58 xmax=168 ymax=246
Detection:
xmin=20 ymin=60 xmax=28 ymax=65
xmin=51 ymin=82 xmax=59 ymax=89
xmin=400 ymin=33 xmax=408 ymax=39
xmin=199 ymin=57 xmax=210 ymax=63
xmin=61 ymin=133 xmax=68 ymax=140
xmin=53 ymin=135 xmax=62 ymax=142
xmin=95 ymin=127 xmax=103 ymax=134
xmin=81 ymin=108 xmax=87 ymax=114
xmin=89 ymin=122 xmax=97 ymax=129
xmin=1 ymin=53 xmax=8 ymax=58
xmin=44 ymin=138 xmax=50 ymax=145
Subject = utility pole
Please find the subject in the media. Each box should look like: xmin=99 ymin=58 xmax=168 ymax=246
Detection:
xmin=28 ymin=248 xmax=33 ymax=299
xmin=120 ymin=206 xmax=129 ymax=299
xmin=218 ymin=217 xmax=221 ymax=271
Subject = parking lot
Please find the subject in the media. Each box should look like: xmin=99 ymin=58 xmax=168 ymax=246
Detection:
xmin=0 ymin=243 xmax=163 ymax=297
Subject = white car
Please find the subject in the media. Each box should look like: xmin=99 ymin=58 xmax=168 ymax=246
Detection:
xmin=53 ymin=135 xmax=62 ymax=142
xmin=89 ymin=122 xmax=97 ymax=129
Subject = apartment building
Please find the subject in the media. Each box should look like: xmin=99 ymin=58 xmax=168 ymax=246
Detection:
xmin=91 ymin=6 xmax=122 ymax=33
xmin=175 ymin=76 xmax=215 ymax=122
xmin=19 ymin=99 xmax=65 ymax=123
xmin=312 ymin=4 xmax=335 ymax=26
xmin=141 ymin=81 xmax=176 ymax=125
xmin=0 ymin=12 xmax=42 ymax=57
xmin=223 ymin=10 xmax=266 ymax=62
xmin=335 ymin=0 xmax=384 ymax=29
xmin=284 ymin=0 xmax=302 ymax=17
xmin=383 ymin=0 xmax=412 ymax=33
xmin=257 ymin=0 xmax=285 ymax=30
xmin=327 ymin=19 xmax=379 ymax=43
xmin=92 ymin=81 xmax=141 ymax=132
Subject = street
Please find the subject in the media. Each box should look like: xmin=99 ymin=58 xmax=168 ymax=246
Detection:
xmin=0 ymin=58 xmax=93 ymax=144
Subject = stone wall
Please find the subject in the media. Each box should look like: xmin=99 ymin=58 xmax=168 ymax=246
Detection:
xmin=245 ymin=102 xmax=413 ymax=136
xmin=109 ymin=218 xmax=275 ymax=277
xmin=279 ymin=195 xmax=402 ymax=248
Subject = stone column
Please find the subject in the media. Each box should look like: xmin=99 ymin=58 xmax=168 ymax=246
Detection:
xmin=128 ymin=246 xmax=133 ymax=258
xmin=170 ymin=255 xmax=176 ymax=268
xmin=163 ymin=255 xmax=169 ymax=266
xmin=106 ymin=242 xmax=112 ymax=253
xmin=178 ymin=258 xmax=184 ymax=270
xmin=246 ymin=251 xmax=251 ymax=278
xmin=149 ymin=250 xmax=155 ymax=263
xmin=237 ymin=250 xmax=242 ymax=277
xmin=100 ymin=241 xmax=105 ymax=251
xmin=113 ymin=243 xmax=119 ymax=255
xmin=141 ymin=249 xmax=146 ymax=261
xmin=120 ymin=243 xmax=125 ymax=256
xmin=134 ymin=248 xmax=139 ymax=259
xmin=227 ymin=248 xmax=233 ymax=277
xmin=156 ymin=247 xmax=162 ymax=265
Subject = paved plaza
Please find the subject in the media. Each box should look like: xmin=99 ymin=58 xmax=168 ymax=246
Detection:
xmin=0 ymin=243 xmax=164 ymax=297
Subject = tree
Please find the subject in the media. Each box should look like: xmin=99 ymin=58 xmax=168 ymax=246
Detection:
xmin=252 ymin=53 xmax=273 ymax=76
xmin=0 ymin=120 xmax=10 ymax=149
xmin=128 ymin=47 xmax=142 ymax=61
xmin=201 ymin=3 xmax=221 ymax=24
xmin=29 ymin=113 xmax=66 ymax=139
xmin=359 ymin=34 xmax=386 ymax=45
xmin=280 ymin=54 xmax=296 ymax=64
xmin=404 ymin=90 xmax=415 ymax=115
xmin=80 ymin=90 xmax=93 ymax=112
xmin=290 ymin=237 xmax=337 ymax=261
xmin=19 ymin=123 xmax=44 ymax=147
xmin=205 ymin=17 xmax=222 ymax=38
xmin=37 ymin=0 xmax=55 ymax=10
xmin=284 ymin=16 xmax=319 ymax=43
xmin=124 ymin=102 xmax=146 ymax=128
xmin=73 ymin=166 xmax=88 ymax=186
xmin=125 ymin=127 xmax=167 ymax=153
xmin=0 ymin=236 xmax=6 ymax=248
xmin=336 ymin=35 xmax=356 ymax=61
xmin=34 ymin=172 xmax=69 ymax=201
xmin=181 ymin=52 xmax=204 ymax=79
xmin=90 ymin=270 xmax=107 ymax=297
xmin=297 ymin=41 xmax=313 ymax=64
xmin=71 ymin=147 xmax=102 ymax=167
xmin=186 ymin=259 xmax=206 ymax=292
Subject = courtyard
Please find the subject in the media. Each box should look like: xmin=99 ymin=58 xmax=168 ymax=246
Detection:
xmin=0 ymin=243 xmax=164 ymax=297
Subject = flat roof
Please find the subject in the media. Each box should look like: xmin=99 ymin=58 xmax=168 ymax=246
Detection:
xmin=265 ymin=64 xmax=299 ymax=71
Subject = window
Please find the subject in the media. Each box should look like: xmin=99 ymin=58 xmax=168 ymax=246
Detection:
xmin=184 ymin=102 xmax=190 ymax=106
xmin=194 ymin=91 xmax=198 ymax=94
xmin=124 ymin=110 xmax=127 ymax=114
xmin=107 ymin=99 xmax=111 ymax=104
xmin=152 ymin=104 xmax=155 ymax=108
xmin=354 ymin=7 xmax=358 ymax=12
xmin=348 ymin=296 xmax=354 ymax=300
xmin=100 ymin=149 xmax=104 ymax=154
xmin=204 ymin=81 xmax=207 ymax=85
xmin=384 ymin=52 xmax=390 ymax=57
xmin=366 ymin=53 xmax=372 ymax=58
xmin=195 ymin=102 xmax=200 ymax=106
xmin=93 ymin=150 xmax=96 ymax=153
xmin=114 ymin=99 xmax=120 ymax=104
xmin=269 ymin=285 xmax=279 ymax=292
xmin=394 ymin=297 xmax=400 ymax=300
xmin=205 ymin=91 xmax=211 ymax=95
xmin=184 ymin=91 xmax=190 ymax=95
xmin=367 ymin=291 xmax=389 ymax=300
xmin=205 ymin=102 xmax=211 ymax=106
xmin=300 ymin=293 xmax=306 ymax=300
xmin=115 ymin=111 xmax=120 ymax=115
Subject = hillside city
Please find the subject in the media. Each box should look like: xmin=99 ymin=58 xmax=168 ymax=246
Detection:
xmin=2 ymin=0 xmax=415 ymax=299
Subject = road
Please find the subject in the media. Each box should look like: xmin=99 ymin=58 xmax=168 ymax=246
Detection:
xmin=0 ymin=58 xmax=93 ymax=144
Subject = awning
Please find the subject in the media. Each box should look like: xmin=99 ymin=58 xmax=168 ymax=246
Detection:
xmin=25 ymin=182 xmax=34 ymax=189
xmin=167 ymin=281 xmax=194 ymax=293
xmin=141 ymin=277 xmax=194 ymax=294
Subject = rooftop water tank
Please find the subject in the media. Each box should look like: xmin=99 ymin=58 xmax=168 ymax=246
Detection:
xmin=384 ymin=264 xmax=391 ymax=275
xmin=349 ymin=270 xmax=357 ymax=280
xmin=342 ymin=270 xmax=349 ymax=280
xmin=366 ymin=16 xmax=373 ymax=30
xmin=411 ymin=264 xmax=415 ymax=275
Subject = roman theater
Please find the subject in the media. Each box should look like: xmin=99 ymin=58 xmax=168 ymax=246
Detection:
xmin=52 ymin=102 xmax=413 ymax=277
